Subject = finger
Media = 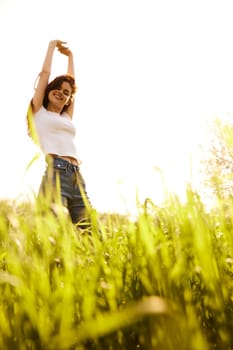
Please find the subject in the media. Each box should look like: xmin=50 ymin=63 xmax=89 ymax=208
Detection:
xmin=57 ymin=40 xmax=67 ymax=44
xmin=56 ymin=41 xmax=67 ymax=48
xmin=58 ymin=46 xmax=70 ymax=52
xmin=58 ymin=46 xmax=69 ymax=53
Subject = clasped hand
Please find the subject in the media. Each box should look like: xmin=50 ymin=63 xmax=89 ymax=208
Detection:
xmin=50 ymin=40 xmax=71 ymax=56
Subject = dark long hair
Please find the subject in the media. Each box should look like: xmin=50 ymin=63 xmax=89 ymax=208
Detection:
xmin=26 ymin=74 xmax=77 ymax=139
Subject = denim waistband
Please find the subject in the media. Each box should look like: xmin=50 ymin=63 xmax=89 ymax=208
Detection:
xmin=52 ymin=157 xmax=79 ymax=172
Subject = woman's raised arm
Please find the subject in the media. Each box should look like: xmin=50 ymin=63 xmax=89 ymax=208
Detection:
xmin=32 ymin=40 xmax=66 ymax=113
xmin=57 ymin=43 xmax=76 ymax=117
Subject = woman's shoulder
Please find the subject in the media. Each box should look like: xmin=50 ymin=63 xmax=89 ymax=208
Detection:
xmin=34 ymin=105 xmax=47 ymax=117
xmin=62 ymin=111 xmax=73 ymax=120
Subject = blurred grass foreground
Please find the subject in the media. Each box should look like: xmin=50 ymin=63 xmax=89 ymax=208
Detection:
xmin=0 ymin=186 xmax=233 ymax=350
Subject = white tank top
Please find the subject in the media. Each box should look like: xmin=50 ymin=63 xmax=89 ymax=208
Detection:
xmin=34 ymin=106 xmax=78 ymax=159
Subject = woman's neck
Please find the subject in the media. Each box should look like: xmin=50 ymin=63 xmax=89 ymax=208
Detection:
xmin=47 ymin=105 xmax=62 ymax=114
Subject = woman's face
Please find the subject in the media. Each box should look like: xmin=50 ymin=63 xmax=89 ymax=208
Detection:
xmin=48 ymin=81 xmax=72 ymax=110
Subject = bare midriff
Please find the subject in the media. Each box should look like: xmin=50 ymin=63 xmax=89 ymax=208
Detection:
xmin=48 ymin=154 xmax=80 ymax=166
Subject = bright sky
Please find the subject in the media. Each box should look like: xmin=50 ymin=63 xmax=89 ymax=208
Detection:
xmin=1 ymin=0 xmax=233 ymax=214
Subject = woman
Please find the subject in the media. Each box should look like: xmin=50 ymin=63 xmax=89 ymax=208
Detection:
xmin=27 ymin=39 xmax=91 ymax=227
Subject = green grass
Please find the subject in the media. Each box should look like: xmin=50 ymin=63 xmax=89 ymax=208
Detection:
xmin=0 ymin=187 xmax=233 ymax=350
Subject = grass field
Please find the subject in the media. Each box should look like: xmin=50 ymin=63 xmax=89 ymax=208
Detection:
xmin=0 ymin=186 xmax=233 ymax=350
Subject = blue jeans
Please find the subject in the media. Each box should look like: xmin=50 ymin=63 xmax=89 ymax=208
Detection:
xmin=39 ymin=156 xmax=91 ymax=225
